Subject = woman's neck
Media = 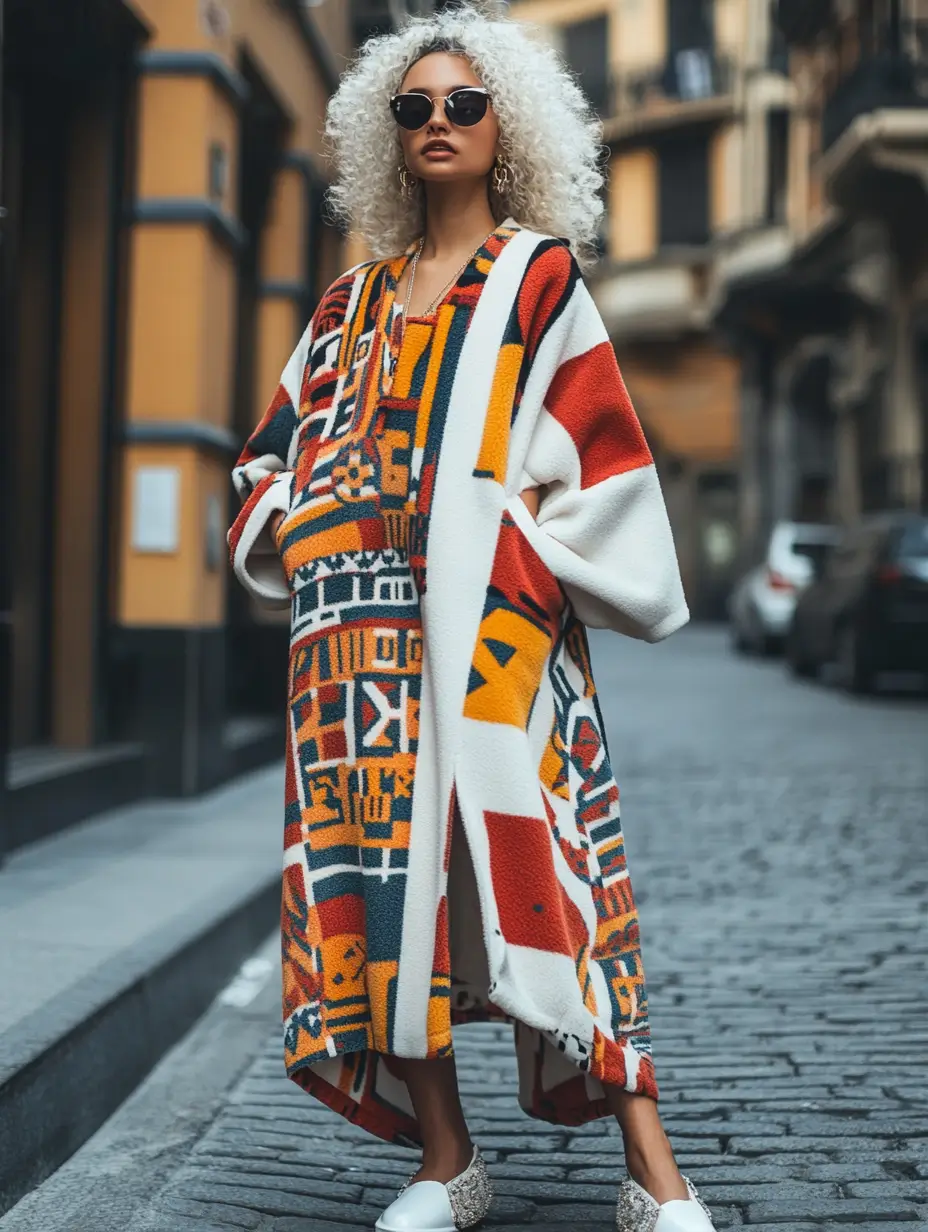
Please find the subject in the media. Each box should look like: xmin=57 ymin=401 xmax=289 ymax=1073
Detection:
xmin=419 ymin=182 xmax=499 ymax=260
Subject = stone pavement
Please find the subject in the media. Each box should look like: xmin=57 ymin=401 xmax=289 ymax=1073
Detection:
xmin=4 ymin=628 xmax=928 ymax=1231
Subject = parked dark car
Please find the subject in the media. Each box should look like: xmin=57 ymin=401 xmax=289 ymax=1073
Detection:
xmin=786 ymin=513 xmax=928 ymax=693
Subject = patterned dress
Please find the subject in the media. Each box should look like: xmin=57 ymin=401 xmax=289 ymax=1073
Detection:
xmin=228 ymin=216 xmax=689 ymax=1146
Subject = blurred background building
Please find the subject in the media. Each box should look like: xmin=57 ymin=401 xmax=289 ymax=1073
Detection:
xmin=509 ymin=0 xmax=794 ymax=619
xmin=719 ymin=0 xmax=928 ymax=567
xmin=2 ymin=0 xmax=926 ymax=855
xmin=509 ymin=0 xmax=928 ymax=605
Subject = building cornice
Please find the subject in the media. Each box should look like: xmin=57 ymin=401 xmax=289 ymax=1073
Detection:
xmin=124 ymin=420 xmax=241 ymax=455
xmin=131 ymin=199 xmax=247 ymax=252
xmin=136 ymin=50 xmax=250 ymax=109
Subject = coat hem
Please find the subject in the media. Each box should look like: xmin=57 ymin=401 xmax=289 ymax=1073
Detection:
xmin=285 ymin=1006 xmax=658 ymax=1149
xmin=289 ymin=1058 xmax=422 ymax=1148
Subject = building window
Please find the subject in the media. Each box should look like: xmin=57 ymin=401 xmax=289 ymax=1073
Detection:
xmin=658 ymin=134 xmax=710 ymax=246
xmin=768 ymin=19 xmax=790 ymax=75
xmin=765 ymin=110 xmax=789 ymax=224
xmin=564 ymin=14 xmax=610 ymax=114
xmin=661 ymin=0 xmax=728 ymax=101
xmin=667 ymin=0 xmax=713 ymax=54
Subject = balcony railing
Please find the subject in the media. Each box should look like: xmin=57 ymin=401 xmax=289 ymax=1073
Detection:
xmin=612 ymin=51 xmax=736 ymax=118
xmin=823 ymin=49 xmax=928 ymax=151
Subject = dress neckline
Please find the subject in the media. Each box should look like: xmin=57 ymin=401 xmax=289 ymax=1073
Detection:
xmin=385 ymin=216 xmax=520 ymax=324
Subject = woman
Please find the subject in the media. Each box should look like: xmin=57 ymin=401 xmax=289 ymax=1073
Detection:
xmin=228 ymin=6 xmax=716 ymax=1232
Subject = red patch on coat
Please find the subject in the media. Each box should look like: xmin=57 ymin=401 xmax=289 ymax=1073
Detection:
xmin=316 ymin=892 xmax=364 ymax=940
xmin=358 ymin=517 xmax=387 ymax=551
xmin=518 ymin=243 xmax=573 ymax=353
xmin=322 ymin=729 xmax=348 ymax=760
xmin=432 ymin=894 xmax=449 ymax=975
xmin=545 ymin=342 xmax=653 ymax=489
xmin=484 ymin=810 xmax=589 ymax=956
xmin=489 ymin=513 xmax=565 ymax=634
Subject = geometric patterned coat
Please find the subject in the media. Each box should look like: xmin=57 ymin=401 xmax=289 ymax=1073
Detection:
xmin=228 ymin=215 xmax=689 ymax=1147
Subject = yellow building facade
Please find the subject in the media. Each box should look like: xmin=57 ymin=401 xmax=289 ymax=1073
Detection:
xmin=1 ymin=0 xmax=355 ymax=850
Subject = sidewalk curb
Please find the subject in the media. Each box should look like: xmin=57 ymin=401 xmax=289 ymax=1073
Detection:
xmin=0 ymin=871 xmax=280 ymax=1217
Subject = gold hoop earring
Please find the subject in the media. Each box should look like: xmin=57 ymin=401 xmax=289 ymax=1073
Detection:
xmin=492 ymin=154 xmax=513 ymax=196
xmin=398 ymin=165 xmax=417 ymax=197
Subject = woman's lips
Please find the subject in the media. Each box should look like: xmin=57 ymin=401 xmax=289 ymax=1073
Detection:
xmin=422 ymin=144 xmax=456 ymax=159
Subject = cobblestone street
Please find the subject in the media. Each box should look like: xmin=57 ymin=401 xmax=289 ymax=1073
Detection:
xmin=5 ymin=628 xmax=928 ymax=1232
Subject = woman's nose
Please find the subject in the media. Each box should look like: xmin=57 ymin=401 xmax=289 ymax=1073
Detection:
xmin=426 ymin=97 xmax=450 ymax=128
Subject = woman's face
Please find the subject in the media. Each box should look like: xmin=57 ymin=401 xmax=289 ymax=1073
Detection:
xmin=395 ymin=52 xmax=500 ymax=186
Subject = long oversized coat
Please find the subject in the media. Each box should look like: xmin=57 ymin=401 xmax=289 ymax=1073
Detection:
xmin=228 ymin=216 xmax=689 ymax=1147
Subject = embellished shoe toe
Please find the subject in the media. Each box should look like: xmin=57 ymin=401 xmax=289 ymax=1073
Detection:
xmin=616 ymin=1175 xmax=716 ymax=1232
xmin=374 ymin=1145 xmax=492 ymax=1231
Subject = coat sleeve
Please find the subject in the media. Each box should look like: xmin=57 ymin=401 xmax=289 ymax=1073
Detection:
xmin=227 ymin=317 xmax=313 ymax=607
xmin=511 ymin=252 xmax=689 ymax=643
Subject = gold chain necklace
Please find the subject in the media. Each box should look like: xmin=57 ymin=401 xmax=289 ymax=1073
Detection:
xmin=389 ymin=229 xmax=494 ymax=379
xmin=400 ymin=227 xmax=494 ymax=321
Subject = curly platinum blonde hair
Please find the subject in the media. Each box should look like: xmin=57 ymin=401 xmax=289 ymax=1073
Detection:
xmin=323 ymin=2 xmax=606 ymax=272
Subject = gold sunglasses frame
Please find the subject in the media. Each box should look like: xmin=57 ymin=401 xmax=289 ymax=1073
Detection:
xmin=389 ymin=87 xmax=492 ymax=130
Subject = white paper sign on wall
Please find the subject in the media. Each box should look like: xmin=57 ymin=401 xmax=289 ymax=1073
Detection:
xmin=132 ymin=466 xmax=180 ymax=554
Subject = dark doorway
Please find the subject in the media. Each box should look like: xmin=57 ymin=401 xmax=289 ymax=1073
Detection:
xmin=3 ymin=0 xmax=145 ymax=750
xmin=232 ymin=53 xmax=292 ymax=452
xmin=2 ymin=85 xmax=64 ymax=747
xmin=766 ymin=109 xmax=789 ymax=224
xmin=695 ymin=469 xmax=739 ymax=621
xmin=857 ymin=386 xmax=889 ymax=510
xmin=913 ymin=324 xmax=928 ymax=512
xmin=227 ymin=55 xmax=293 ymax=721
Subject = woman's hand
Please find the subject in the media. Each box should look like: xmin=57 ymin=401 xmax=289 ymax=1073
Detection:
xmin=519 ymin=486 xmax=542 ymax=521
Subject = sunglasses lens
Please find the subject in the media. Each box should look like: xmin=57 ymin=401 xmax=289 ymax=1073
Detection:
xmin=447 ymin=89 xmax=489 ymax=126
xmin=392 ymin=94 xmax=432 ymax=130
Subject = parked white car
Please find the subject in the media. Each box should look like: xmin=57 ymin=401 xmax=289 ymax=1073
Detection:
xmin=729 ymin=521 xmax=840 ymax=655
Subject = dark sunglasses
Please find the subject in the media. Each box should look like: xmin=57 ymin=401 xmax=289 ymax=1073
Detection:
xmin=390 ymin=87 xmax=491 ymax=131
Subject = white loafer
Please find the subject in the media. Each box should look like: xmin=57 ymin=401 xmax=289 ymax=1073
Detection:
xmin=616 ymin=1175 xmax=716 ymax=1232
xmin=374 ymin=1145 xmax=492 ymax=1231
